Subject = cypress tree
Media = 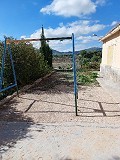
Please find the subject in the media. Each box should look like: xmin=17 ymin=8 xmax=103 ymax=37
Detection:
xmin=40 ymin=26 xmax=52 ymax=68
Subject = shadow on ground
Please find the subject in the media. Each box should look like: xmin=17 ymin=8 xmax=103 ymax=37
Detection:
xmin=0 ymin=99 xmax=34 ymax=152
xmin=19 ymin=96 xmax=120 ymax=118
xmin=109 ymin=156 xmax=120 ymax=160
xmin=60 ymin=156 xmax=120 ymax=160
xmin=25 ymin=72 xmax=76 ymax=95
xmin=77 ymin=98 xmax=120 ymax=117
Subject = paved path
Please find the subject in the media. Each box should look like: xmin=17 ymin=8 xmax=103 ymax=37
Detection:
xmin=97 ymin=77 xmax=120 ymax=102
xmin=0 ymin=72 xmax=120 ymax=160
xmin=1 ymin=122 xmax=120 ymax=160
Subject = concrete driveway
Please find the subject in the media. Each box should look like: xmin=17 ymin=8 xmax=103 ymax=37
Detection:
xmin=0 ymin=72 xmax=120 ymax=160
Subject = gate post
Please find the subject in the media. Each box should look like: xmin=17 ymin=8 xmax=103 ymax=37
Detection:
xmin=72 ymin=33 xmax=78 ymax=116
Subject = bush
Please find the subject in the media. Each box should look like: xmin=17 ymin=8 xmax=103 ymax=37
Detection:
xmin=0 ymin=41 xmax=51 ymax=92
xmin=79 ymin=50 xmax=102 ymax=70
xmin=77 ymin=71 xmax=98 ymax=85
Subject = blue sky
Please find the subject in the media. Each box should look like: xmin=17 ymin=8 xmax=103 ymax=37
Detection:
xmin=0 ymin=0 xmax=120 ymax=51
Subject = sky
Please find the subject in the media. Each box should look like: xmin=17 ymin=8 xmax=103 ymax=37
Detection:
xmin=0 ymin=0 xmax=120 ymax=51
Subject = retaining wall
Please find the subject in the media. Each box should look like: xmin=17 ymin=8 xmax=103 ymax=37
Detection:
xmin=100 ymin=64 xmax=120 ymax=84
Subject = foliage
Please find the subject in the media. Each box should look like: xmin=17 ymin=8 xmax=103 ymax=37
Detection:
xmin=0 ymin=41 xmax=4 ymax=54
xmin=77 ymin=71 xmax=98 ymax=85
xmin=40 ymin=26 xmax=53 ymax=67
xmin=40 ymin=43 xmax=52 ymax=68
xmin=79 ymin=50 xmax=102 ymax=70
xmin=0 ymin=40 xmax=51 ymax=99
xmin=77 ymin=49 xmax=101 ymax=85
xmin=5 ymin=42 xmax=50 ymax=86
xmin=61 ymin=70 xmax=98 ymax=85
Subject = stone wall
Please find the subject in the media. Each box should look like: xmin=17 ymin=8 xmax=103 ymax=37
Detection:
xmin=100 ymin=64 xmax=120 ymax=84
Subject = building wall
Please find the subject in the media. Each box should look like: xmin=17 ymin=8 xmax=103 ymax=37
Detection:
xmin=100 ymin=30 xmax=120 ymax=83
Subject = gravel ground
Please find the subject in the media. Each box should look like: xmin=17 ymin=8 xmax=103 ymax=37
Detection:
xmin=0 ymin=72 xmax=120 ymax=160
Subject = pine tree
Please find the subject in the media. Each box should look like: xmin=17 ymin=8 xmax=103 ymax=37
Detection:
xmin=40 ymin=26 xmax=52 ymax=68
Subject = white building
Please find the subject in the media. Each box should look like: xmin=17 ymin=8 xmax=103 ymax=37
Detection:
xmin=100 ymin=24 xmax=120 ymax=84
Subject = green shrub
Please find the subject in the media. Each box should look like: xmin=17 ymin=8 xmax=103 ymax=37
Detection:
xmin=77 ymin=71 xmax=98 ymax=85
xmin=4 ymin=42 xmax=50 ymax=87
xmin=89 ymin=72 xmax=98 ymax=79
xmin=0 ymin=41 xmax=51 ymax=94
xmin=79 ymin=50 xmax=102 ymax=70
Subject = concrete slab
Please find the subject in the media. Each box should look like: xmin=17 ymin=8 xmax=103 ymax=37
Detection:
xmin=0 ymin=72 xmax=120 ymax=160
xmin=1 ymin=122 xmax=120 ymax=160
xmin=97 ymin=77 xmax=120 ymax=102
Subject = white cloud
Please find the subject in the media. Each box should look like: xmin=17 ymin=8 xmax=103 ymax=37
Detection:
xmin=40 ymin=0 xmax=96 ymax=17
xmin=30 ymin=20 xmax=105 ymax=39
xmin=40 ymin=0 xmax=107 ymax=17
xmin=52 ymin=20 xmax=105 ymax=37
xmin=95 ymin=0 xmax=106 ymax=6
xmin=20 ymin=35 xmax=27 ymax=39
xmin=77 ymin=35 xmax=100 ymax=44
xmin=111 ymin=21 xmax=119 ymax=27
xmin=29 ymin=20 xmax=105 ymax=51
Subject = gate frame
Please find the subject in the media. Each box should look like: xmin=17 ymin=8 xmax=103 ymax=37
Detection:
xmin=0 ymin=33 xmax=78 ymax=115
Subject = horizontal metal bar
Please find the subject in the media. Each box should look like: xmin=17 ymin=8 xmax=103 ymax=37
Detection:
xmin=43 ymin=37 xmax=72 ymax=41
xmin=6 ymin=39 xmax=40 ymax=44
xmin=6 ymin=37 xmax=72 ymax=44
xmin=0 ymin=84 xmax=17 ymax=92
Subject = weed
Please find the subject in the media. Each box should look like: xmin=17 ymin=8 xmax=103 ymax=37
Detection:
xmin=77 ymin=71 xmax=98 ymax=85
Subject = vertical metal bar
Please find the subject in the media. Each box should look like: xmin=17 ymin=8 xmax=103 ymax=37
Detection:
xmin=0 ymin=38 xmax=7 ymax=89
xmin=8 ymin=44 xmax=19 ymax=96
xmin=72 ymin=33 xmax=78 ymax=116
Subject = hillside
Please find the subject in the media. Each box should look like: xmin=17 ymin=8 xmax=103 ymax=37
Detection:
xmin=52 ymin=47 xmax=102 ymax=55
